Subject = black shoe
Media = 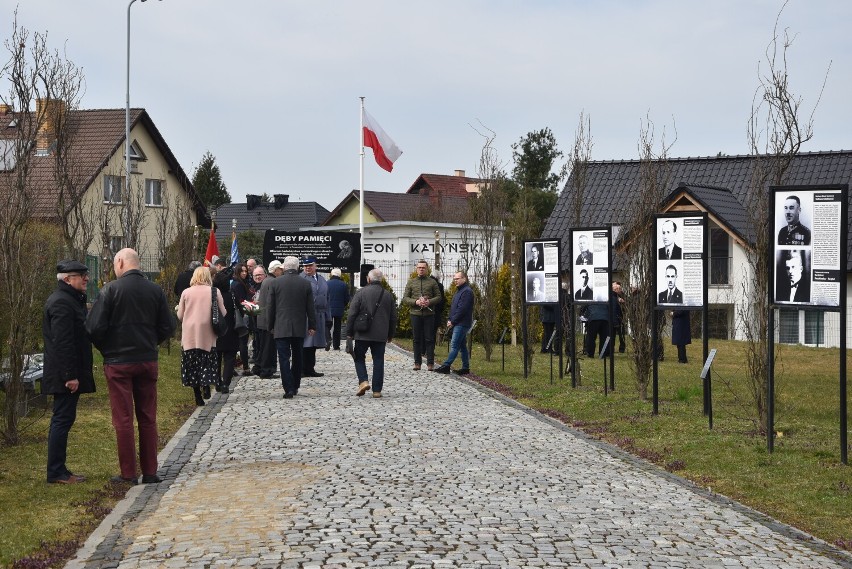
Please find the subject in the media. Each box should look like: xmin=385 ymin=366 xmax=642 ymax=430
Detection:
xmin=283 ymin=392 xmax=294 ymax=399
xmin=141 ymin=474 xmax=162 ymax=484
xmin=456 ymin=368 xmax=470 ymax=375
xmin=434 ymin=364 xmax=451 ymax=374
xmin=303 ymin=371 xmax=324 ymax=377
xmin=202 ymin=385 xmax=211 ymax=399
xmin=325 ymin=346 xmax=331 ymax=351
xmin=218 ymin=385 xmax=230 ymax=394
xmin=110 ymin=475 xmax=137 ymax=485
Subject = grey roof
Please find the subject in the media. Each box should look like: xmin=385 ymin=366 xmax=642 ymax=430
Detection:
xmin=543 ymin=151 xmax=852 ymax=270
xmin=213 ymin=200 xmax=330 ymax=236
xmin=674 ymin=183 xmax=751 ymax=243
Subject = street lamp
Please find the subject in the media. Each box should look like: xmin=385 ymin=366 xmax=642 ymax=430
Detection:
xmin=126 ymin=0 xmax=161 ymax=240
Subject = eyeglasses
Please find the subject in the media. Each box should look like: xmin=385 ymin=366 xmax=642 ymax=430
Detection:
xmin=68 ymin=273 xmax=89 ymax=280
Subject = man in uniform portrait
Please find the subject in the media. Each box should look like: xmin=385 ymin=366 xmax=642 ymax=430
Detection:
xmin=778 ymin=195 xmax=811 ymax=246
xmin=658 ymin=264 xmax=683 ymax=304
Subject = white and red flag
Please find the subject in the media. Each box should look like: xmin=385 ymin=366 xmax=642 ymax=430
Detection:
xmin=362 ymin=109 xmax=402 ymax=172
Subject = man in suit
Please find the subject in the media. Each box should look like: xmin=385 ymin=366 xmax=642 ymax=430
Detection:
xmin=527 ymin=244 xmax=544 ymax=271
xmin=658 ymin=264 xmax=684 ymax=304
xmin=575 ymin=235 xmax=593 ymax=265
xmin=267 ymin=256 xmax=317 ymax=398
xmin=658 ymin=219 xmax=683 ymax=260
xmin=574 ymin=269 xmax=593 ymax=300
xmin=528 ymin=277 xmax=544 ymax=301
xmin=776 ymin=249 xmax=810 ymax=303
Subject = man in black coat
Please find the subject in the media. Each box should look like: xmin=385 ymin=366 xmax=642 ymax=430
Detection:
xmin=43 ymin=260 xmax=95 ymax=484
xmin=346 ymin=268 xmax=398 ymax=396
xmin=173 ymin=260 xmax=201 ymax=299
xmin=86 ymin=248 xmax=175 ymax=485
xmin=267 ymin=256 xmax=317 ymax=398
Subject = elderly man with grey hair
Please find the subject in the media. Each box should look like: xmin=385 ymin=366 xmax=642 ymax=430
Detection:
xmin=267 ymin=255 xmax=316 ymax=398
xmin=346 ymin=268 xmax=398 ymax=398
xmin=173 ymin=260 xmax=202 ymax=299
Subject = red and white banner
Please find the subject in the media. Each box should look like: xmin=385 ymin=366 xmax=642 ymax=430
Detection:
xmin=362 ymin=109 xmax=402 ymax=172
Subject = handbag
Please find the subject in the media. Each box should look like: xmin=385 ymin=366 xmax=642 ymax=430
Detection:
xmin=232 ymin=292 xmax=249 ymax=337
xmin=211 ymin=286 xmax=230 ymax=338
xmin=354 ymin=288 xmax=385 ymax=333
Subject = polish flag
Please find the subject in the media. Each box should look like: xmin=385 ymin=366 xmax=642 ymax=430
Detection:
xmin=362 ymin=109 xmax=402 ymax=172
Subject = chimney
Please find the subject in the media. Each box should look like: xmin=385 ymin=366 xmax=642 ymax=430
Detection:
xmin=35 ymin=98 xmax=65 ymax=155
xmin=246 ymin=194 xmax=260 ymax=211
xmin=454 ymin=169 xmax=465 ymax=177
xmin=273 ymin=194 xmax=289 ymax=210
xmin=0 ymin=104 xmax=11 ymax=114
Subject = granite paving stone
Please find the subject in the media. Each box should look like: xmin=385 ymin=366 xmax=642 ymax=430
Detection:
xmin=65 ymin=346 xmax=852 ymax=568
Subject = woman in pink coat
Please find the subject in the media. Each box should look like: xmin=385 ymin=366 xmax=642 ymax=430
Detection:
xmin=177 ymin=266 xmax=226 ymax=405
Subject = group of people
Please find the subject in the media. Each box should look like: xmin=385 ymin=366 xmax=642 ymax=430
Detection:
xmin=42 ymin=250 xmax=479 ymax=486
xmin=44 ymin=249 xmax=174 ymax=485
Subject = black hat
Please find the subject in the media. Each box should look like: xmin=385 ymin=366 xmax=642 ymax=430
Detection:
xmin=56 ymin=260 xmax=89 ymax=274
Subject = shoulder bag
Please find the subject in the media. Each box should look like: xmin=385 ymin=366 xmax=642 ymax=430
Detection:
xmin=354 ymin=288 xmax=385 ymax=333
xmin=231 ymin=291 xmax=249 ymax=337
xmin=211 ymin=286 xmax=230 ymax=337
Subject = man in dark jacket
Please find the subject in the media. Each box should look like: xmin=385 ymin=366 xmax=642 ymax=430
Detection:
xmin=267 ymin=256 xmax=317 ymax=398
xmin=86 ymin=248 xmax=175 ymax=485
xmin=173 ymin=260 xmax=201 ymax=299
xmin=435 ymin=271 xmax=474 ymax=375
xmin=43 ymin=260 xmax=95 ymax=484
xmin=346 ymin=268 xmax=398 ymax=397
xmin=326 ymin=268 xmax=350 ymax=351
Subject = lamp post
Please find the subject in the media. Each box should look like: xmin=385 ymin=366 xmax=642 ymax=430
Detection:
xmin=126 ymin=0 xmax=161 ymax=241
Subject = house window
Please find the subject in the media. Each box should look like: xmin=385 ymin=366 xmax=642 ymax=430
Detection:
xmin=103 ymin=175 xmax=122 ymax=204
xmin=778 ymin=309 xmax=799 ymax=344
xmin=146 ymin=179 xmax=163 ymax=206
xmin=710 ymin=228 xmax=730 ymax=285
xmin=707 ymin=308 xmax=729 ymax=339
xmin=804 ymin=310 xmax=824 ymax=346
xmin=108 ymin=236 xmax=124 ymax=253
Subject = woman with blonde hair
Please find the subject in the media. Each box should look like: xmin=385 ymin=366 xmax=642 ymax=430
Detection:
xmin=177 ymin=266 xmax=226 ymax=405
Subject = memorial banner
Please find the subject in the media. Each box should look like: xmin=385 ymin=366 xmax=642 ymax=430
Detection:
xmin=263 ymin=230 xmax=361 ymax=273
xmin=523 ymin=239 xmax=560 ymax=304
xmin=771 ymin=186 xmax=845 ymax=308
xmin=655 ymin=214 xmax=706 ymax=308
xmin=570 ymin=228 xmax=610 ymax=304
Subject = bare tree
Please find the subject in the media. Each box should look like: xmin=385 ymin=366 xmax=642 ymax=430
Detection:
xmin=621 ymin=115 xmax=675 ymax=399
xmin=0 ymin=16 xmax=76 ymax=444
xmin=461 ymin=122 xmax=507 ymax=360
xmin=740 ymin=1 xmax=827 ymax=431
xmin=120 ymin=173 xmax=148 ymax=257
xmin=563 ymin=111 xmax=594 ymax=367
xmin=47 ymin=51 xmax=88 ymax=259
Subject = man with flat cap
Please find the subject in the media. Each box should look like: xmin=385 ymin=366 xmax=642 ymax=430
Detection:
xmin=43 ymin=260 xmax=95 ymax=484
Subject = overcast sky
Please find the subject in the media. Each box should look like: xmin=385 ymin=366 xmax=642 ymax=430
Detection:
xmin=2 ymin=0 xmax=850 ymax=212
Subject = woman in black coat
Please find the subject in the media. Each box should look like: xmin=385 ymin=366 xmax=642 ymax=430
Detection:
xmin=230 ymin=263 xmax=252 ymax=376
xmin=214 ymin=270 xmax=240 ymax=393
xmin=671 ymin=310 xmax=691 ymax=364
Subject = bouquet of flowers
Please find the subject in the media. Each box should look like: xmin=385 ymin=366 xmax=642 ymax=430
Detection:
xmin=241 ymin=300 xmax=261 ymax=315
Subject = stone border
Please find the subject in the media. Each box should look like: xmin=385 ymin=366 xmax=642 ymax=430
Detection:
xmin=65 ymin=383 xmax=234 ymax=569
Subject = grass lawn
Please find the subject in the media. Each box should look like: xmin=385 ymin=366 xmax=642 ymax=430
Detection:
xmin=405 ymin=335 xmax=851 ymax=551
xmin=0 ymin=336 xmax=849 ymax=567
xmin=0 ymin=342 xmax=195 ymax=568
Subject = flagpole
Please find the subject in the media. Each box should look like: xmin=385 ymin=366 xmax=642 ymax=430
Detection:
xmin=359 ymin=96 xmax=365 ymax=266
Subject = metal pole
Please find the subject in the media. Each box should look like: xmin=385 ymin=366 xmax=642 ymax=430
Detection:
xmin=359 ymin=97 xmax=365 ymax=265
xmin=125 ymin=0 xmax=137 ymax=241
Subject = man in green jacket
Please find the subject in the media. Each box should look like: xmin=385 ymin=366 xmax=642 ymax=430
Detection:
xmin=402 ymin=260 xmax=442 ymax=371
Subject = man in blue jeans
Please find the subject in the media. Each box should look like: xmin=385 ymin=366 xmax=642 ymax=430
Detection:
xmin=435 ymin=271 xmax=474 ymax=375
